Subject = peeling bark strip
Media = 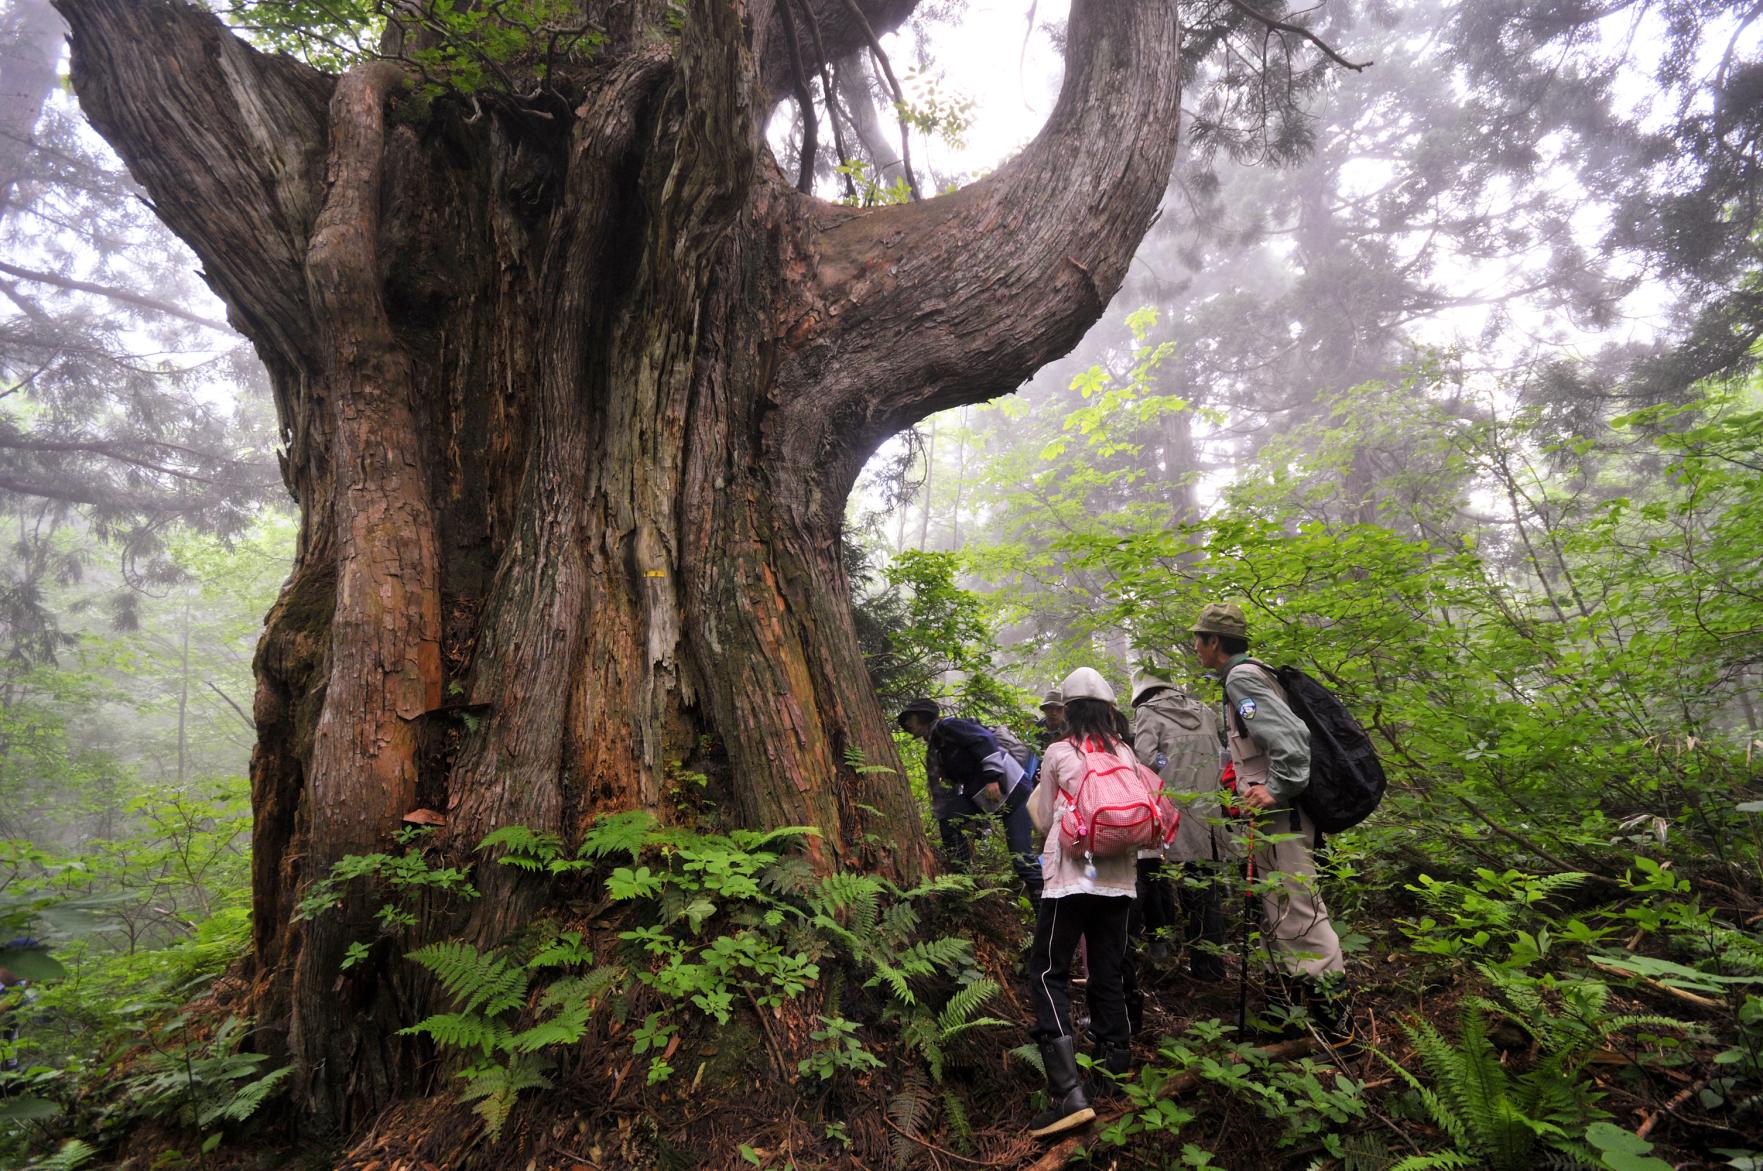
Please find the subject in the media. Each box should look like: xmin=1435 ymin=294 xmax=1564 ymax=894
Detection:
xmin=56 ymin=0 xmax=1185 ymax=1129
xmin=291 ymin=60 xmax=445 ymax=1112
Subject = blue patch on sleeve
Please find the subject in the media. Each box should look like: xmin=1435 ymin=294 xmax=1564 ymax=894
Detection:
xmin=1236 ymin=697 xmax=1257 ymax=721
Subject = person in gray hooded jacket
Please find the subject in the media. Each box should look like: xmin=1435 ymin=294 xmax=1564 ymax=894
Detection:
xmin=1130 ymin=670 xmax=1229 ymax=982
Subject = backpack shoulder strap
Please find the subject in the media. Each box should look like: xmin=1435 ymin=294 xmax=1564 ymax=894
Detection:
xmin=1222 ymin=658 xmax=1270 ymax=737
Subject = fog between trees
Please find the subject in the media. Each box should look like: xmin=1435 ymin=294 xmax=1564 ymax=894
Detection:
xmin=1 ymin=0 xmax=1761 ymax=1168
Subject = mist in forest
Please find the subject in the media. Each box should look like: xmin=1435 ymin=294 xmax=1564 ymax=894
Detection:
xmin=2 ymin=1 xmax=1761 ymax=1166
xmin=2 ymin=0 xmax=1754 ymax=831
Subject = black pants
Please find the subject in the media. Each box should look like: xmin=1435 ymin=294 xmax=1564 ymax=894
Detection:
xmin=1026 ymin=893 xmax=1133 ymax=1045
xmin=936 ymin=784 xmax=1044 ymax=900
xmin=1177 ymin=862 xmax=1229 ymax=980
xmin=1130 ymin=857 xmax=1178 ymax=940
xmin=1123 ymin=857 xmax=1174 ymax=1031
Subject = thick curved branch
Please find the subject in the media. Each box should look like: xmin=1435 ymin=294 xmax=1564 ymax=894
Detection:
xmin=53 ymin=0 xmax=332 ymax=375
xmin=774 ymin=0 xmax=1185 ymax=500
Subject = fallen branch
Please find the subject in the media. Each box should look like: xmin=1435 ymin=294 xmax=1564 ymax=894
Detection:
xmin=1025 ymin=1038 xmax=1316 ymax=1170
xmin=1636 ymin=1078 xmax=1708 ymax=1141
xmin=1587 ymin=960 xmax=1724 ymax=1010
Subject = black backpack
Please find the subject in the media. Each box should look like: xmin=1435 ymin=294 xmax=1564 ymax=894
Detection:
xmin=1226 ymin=660 xmax=1386 ymax=834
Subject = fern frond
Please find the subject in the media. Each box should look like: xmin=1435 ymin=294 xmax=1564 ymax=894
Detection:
xmin=577 ymin=810 xmax=659 ymax=861
xmin=202 ymin=1065 xmax=292 ymax=1126
xmin=938 ymin=1016 xmax=1012 ymax=1045
xmin=1385 ymin=1153 xmax=1475 ymax=1171
xmin=730 ymin=825 xmax=821 ymax=851
xmin=541 ymin=966 xmax=621 ymax=1011
xmin=527 ymin=931 xmax=592 ymax=971
xmin=402 ymin=1012 xmax=512 ymax=1055
xmin=512 ymin=990 xmax=592 ymax=1053
xmin=25 ymin=1140 xmax=97 ymax=1171
xmin=760 ymin=855 xmax=818 ymax=899
xmin=936 ymin=978 xmax=998 ymax=1035
xmin=816 ymin=872 xmax=883 ymax=937
xmin=1381 ymin=1020 xmax=1471 ymax=1152
xmin=942 ymin=1087 xmax=973 ymax=1147
xmin=895 ymin=936 xmax=975 ymax=977
xmin=406 ymin=940 xmax=528 ymax=1016
xmin=899 ymin=1009 xmax=943 ymax=1081
xmin=1335 ymin=1131 xmax=1392 ymax=1171
xmin=887 ymin=1070 xmax=934 ymax=1171
xmin=1524 ymin=871 xmax=1589 ymax=903
xmin=868 ymin=961 xmax=915 ymax=1006
xmin=1449 ymin=1006 xmax=1510 ymax=1160
xmin=1007 ymin=1042 xmax=1044 ymax=1077
xmin=477 ymin=825 xmax=564 ymax=869
xmin=458 ymin=1055 xmax=553 ymax=1141
xmin=900 ymin=873 xmax=976 ymax=900
xmin=879 ymin=899 xmax=920 ymax=946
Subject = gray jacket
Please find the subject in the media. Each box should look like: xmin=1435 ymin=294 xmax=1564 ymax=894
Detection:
xmin=1131 ymin=687 xmax=1226 ymax=864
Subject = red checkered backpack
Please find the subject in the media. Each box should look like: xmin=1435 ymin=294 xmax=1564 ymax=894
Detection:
xmin=1058 ymin=735 xmax=1180 ymax=860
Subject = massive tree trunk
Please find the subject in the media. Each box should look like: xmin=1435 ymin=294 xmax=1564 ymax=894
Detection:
xmin=55 ymin=0 xmax=1182 ymax=1131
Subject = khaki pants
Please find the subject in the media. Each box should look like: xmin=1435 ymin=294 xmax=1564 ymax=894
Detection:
xmin=1232 ymin=805 xmax=1344 ymax=979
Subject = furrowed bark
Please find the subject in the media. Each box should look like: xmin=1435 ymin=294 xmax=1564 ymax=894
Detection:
xmin=287 ymin=61 xmax=443 ymax=1122
xmin=59 ymin=0 xmax=1188 ymax=1133
xmin=445 ymin=49 xmax=673 ymax=934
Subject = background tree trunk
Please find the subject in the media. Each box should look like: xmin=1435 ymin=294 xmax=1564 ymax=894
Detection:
xmin=55 ymin=0 xmax=1183 ymax=1131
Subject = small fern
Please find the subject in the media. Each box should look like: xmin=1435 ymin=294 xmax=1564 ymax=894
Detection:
xmin=815 ymin=872 xmax=884 ymax=937
xmin=403 ymin=1011 xmax=512 ymax=1055
xmin=477 ymin=825 xmax=574 ymax=872
xmin=577 ymin=810 xmax=660 ymax=861
xmin=1379 ymin=1005 xmax=1601 ymax=1171
xmin=936 ymin=977 xmax=998 ymax=1034
xmin=1007 ymin=1041 xmax=1045 ymax=1078
xmin=729 ymin=825 xmax=821 ymax=851
xmin=1386 ymin=1153 xmax=1477 ymax=1171
xmin=887 ymin=1070 xmax=934 ymax=1171
xmin=457 ymin=1054 xmax=553 ymax=1140
xmin=23 ymin=1140 xmax=96 ymax=1171
xmin=400 ymin=934 xmax=602 ymax=1140
xmin=406 ymin=941 xmax=528 ymax=1016
xmin=199 ymin=1065 xmax=293 ymax=1127
xmin=942 ymin=1087 xmax=973 ymax=1148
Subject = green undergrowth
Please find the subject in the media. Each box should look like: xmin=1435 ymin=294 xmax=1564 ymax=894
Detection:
xmin=299 ymin=812 xmax=1016 ymax=1154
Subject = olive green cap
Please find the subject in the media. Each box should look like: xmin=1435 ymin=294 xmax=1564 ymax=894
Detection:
xmin=1190 ymin=601 xmax=1249 ymax=639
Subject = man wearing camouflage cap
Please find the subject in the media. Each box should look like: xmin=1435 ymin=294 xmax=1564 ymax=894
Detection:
xmin=1190 ymin=602 xmax=1352 ymax=1042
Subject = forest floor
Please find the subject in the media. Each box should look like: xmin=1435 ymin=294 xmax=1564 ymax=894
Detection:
xmin=103 ymin=885 xmax=1751 ymax=1171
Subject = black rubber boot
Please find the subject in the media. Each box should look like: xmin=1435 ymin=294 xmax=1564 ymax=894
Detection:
xmin=1305 ymin=977 xmax=1358 ymax=1049
xmin=1089 ymin=1042 xmax=1133 ymax=1101
xmin=1027 ymin=1037 xmax=1095 ymax=1139
xmin=1257 ymin=979 xmax=1307 ymax=1039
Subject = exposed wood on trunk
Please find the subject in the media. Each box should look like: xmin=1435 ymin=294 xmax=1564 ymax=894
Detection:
xmin=291 ymin=58 xmax=443 ymax=1121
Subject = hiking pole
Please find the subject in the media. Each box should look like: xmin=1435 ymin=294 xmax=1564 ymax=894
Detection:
xmin=1237 ymin=818 xmax=1255 ymax=1034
